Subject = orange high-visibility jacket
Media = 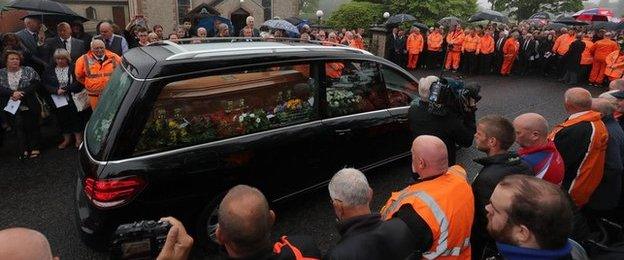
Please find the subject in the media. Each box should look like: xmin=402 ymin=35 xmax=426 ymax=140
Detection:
xmin=581 ymin=38 xmax=594 ymax=65
xmin=325 ymin=62 xmax=345 ymax=79
xmin=427 ymin=32 xmax=443 ymax=51
xmin=477 ymin=35 xmax=495 ymax=55
xmin=503 ymin=38 xmax=519 ymax=57
xmin=605 ymin=50 xmax=624 ymax=79
xmin=75 ymin=50 xmax=122 ymax=96
xmin=446 ymin=30 xmax=465 ymax=52
xmin=381 ymin=165 xmax=474 ymax=259
xmin=549 ymin=111 xmax=608 ymax=207
xmin=590 ymin=38 xmax=620 ymax=62
xmin=407 ymin=33 xmax=424 ymax=55
xmin=462 ymin=35 xmax=480 ymax=53
xmin=552 ymin=34 xmax=576 ymax=55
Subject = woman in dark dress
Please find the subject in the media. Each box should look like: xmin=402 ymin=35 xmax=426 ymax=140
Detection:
xmin=0 ymin=49 xmax=42 ymax=159
xmin=43 ymin=48 xmax=90 ymax=149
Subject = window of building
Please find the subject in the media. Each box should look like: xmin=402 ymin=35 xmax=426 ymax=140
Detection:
xmin=325 ymin=61 xmax=388 ymax=117
xmin=177 ymin=0 xmax=192 ymax=24
xmin=134 ymin=63 xmax=317 ymax=154
xmin=86 ymin=6 xmax=97 ymax=20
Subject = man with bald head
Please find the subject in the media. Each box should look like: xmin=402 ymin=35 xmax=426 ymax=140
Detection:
xmin=548 ymin=87 xmax=609 ymax=208
xmin=381 ymin=135 xmax=474 ymax=259
xmin=0 ymin=228 xmax=57 ymax=260
xmin=93 ymin=22 xmax=128 ymax=56
xmin=215 ymin=185 xmax=320 ymax=259
xmin=45 ymin=22 xmax=85 ymax=62
xmin=513 ymin=113 xmax=564 ymax=185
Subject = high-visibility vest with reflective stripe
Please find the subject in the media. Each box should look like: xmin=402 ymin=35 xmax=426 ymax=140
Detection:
xmin=381 ymin=165 xmax=474 ymax=259
xmin=605 ymin=51 xmax=624 ymax=79
xmin=75 ymin=50 xmax=121 ymax=96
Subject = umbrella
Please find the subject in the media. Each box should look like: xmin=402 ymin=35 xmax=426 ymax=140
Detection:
xmin=544 ymin=22 xmax=568 ymax=31
xmin=22 ymin=11 xmax=88 ymax=23
xmin=526 ymin=18 xmax=548 ymax=27
xmin=529 ymin=12 xmax=552 ymax=20
xmin=411 ymin=22 xmax=429 ymax=32
xmin=438 ymin=16 xmax=461 ymax=28
xmin=573 ymin=8 xmax=613 ymax=22
xmin=468 ymin=10 xmax=508 ymax=23
xmin=4 ymin=0 xmax=80 ymax=16
xmin=263 ymin=19 xmax=300 ymax=35
xmin=553 ymin=16 xmax=589 ymax=26
xmin=285 ymin=17 xmax=305 ymax=27
xmin=385 ymin=14 xmax=417 ymax=25
xmin=591 ymin=21 xmax=619 ymax=31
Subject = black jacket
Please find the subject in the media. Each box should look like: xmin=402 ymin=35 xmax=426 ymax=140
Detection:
xmin=520 ymin=39 xmax=538 ymax=59
xmin=408 ymin=100 xmax=476 ymax=165
xmin=222 ymin=235 xmax=321 ymax=260
xmin=564 ymin=40 xmax=585 ymax=72
xmin=587 ymin=115 xmax=624 ymax=211
xmin=470 ymin=152 xmax=533 ymax=259
xmin=44 ymin=37 xmax=86 ymax=63
xmin=324 ymin=213 xmax=422 ymax=260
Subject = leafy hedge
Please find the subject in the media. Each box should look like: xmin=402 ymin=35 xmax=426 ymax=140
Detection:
xmin=327 ymin=2 xmax=384 ymax=30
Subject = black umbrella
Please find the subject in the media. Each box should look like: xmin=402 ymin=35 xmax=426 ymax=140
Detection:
xmin=5 ymin=0 xmax=81 ymax=16
xmin=591 ymin=21 xmax=618 ymax=31
xmin=438 ymin=16 xmax=462 ymax=28
xmin=544 ymin=22 xmax=568 ymax=30
xmin=411 ymin=22 xmax=429 ymax=32
xmin=22 ymin=11 xmax=88 ymax=23
xmin=553 ymin=16 xmax=589 ymax=26
xmin=529 ymin=12 xmax=552 ymax=20
xmin=468 ymin=10 xmax=508 ymax=23
xmin=385 ymin=14 xmax=417 ymax=25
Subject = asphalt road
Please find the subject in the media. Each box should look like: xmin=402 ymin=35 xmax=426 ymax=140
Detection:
xmin=0 ymin=70 xmax=604 ymax=259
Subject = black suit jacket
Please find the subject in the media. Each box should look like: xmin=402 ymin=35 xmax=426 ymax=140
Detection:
xmin=520 ymin=39 xmax=538 ymax=59
xmin=44 ymin=37 xmax=86 ymax=63
xmin=42 ymin=65 xmax=83 ymax=95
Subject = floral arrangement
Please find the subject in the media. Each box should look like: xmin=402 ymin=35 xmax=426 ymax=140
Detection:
xmin=236 ymin=109 xmax=271 ymax=134
xmin=326 ymin=88 xmax=362 ymax=116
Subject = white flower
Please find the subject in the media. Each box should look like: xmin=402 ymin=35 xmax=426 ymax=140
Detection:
xmin=239 ymin=116 xmax=244 ymax=123
xmin=250 ymin=114 xmax=255 ymax=118
xmin=256 ymin=118 xmax=261 ymax=123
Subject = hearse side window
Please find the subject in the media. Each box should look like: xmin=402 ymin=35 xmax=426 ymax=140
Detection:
xmin=134 ymin=63 xmax=317 ymax=154
xmin=325 ymin=60 xmax=388 ymax=117
xmin=380 ymin=65 xmax=418 ymax=108
xmin=86 ymin=68 xmax=134 ymax=157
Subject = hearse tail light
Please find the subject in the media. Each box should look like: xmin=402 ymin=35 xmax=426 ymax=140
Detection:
xmin=84 ymin=176 xmax=146 ymax=208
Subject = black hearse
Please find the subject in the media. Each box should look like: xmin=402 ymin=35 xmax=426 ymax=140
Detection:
xmin=75 ymin=38 xmax=419 ymax=248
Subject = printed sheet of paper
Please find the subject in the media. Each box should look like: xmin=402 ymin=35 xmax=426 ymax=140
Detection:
xmin=51 ymin=94 xmax=69 ymax=108
xmin=3 ymin=99 xmax=20 ymax=114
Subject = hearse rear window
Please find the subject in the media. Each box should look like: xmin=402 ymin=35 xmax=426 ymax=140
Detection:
xmin=134 ymin=64 xmax=317 ymax=154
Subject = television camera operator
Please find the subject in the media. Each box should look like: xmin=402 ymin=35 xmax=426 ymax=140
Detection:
xmin=408 ymin=75 xmax=481 ymax=165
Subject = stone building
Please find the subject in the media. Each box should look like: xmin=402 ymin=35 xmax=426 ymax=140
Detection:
xmin=130 ymin=0 xmax=300 ymax=36
xmin=56 ymin=0 xmax=130 ymax=32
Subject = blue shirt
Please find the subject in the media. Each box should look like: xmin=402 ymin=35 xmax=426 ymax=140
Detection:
xmin=496 ymin=241 xmax=572 ymax=260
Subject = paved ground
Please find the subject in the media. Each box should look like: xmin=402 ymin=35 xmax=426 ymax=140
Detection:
xmin=0 ymin=70 xmax=604 ymax=259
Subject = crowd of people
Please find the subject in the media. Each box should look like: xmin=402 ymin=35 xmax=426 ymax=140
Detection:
xmin=6 ymin=71 xmax=624 ymax=259
xmin=0 ymin=14 xmax=366 ymax=159
xmin=388 ymin=21 xmax=624 ymax=86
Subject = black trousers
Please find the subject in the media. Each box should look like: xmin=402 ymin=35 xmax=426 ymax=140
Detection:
xmin=464 ymin=52 xmax=478 ymax=74
xmin=493 ymin=53 xmax=504 ymax=74
xmin=6 ymin=109 xmax=41 ymax=153
xmin=580 ymin=64 xmax=592 ymax=83
xmin=427 ymin=50 xmax=443 ymax=69
xmin=478 ymin=53 xmax=493 ymax=74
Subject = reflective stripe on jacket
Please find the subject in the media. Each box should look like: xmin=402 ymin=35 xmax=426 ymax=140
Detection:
xmin=381 ymin=165 xmax=474 ymax=259
xmin=74 ymin=50 xmax=121 ymax=96
xmin=427 ymin=32 xmax=443 ymax=51
xmin=605 ymin=51 xmax=624 ymax=79
xmin=549 ymin=111 xmax=609 ymax=207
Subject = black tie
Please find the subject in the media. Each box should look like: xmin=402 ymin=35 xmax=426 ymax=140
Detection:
xmin=105 ymin=39 xmax=111 ymax=49
xmin=32 ymin=32 xmax=38 ymax=43
xmin=62 ymin=39 xmax=68 ymax=50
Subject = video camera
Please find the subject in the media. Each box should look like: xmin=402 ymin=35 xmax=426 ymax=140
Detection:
xmin=427 ymin=77 xmax=481 ymax=116
xmin=110 ymin=220 xmax=171 ymax=260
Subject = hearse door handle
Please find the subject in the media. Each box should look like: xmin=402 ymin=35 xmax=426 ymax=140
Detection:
xmin=334 ymin=129 xmax=352 ymax=135
xmin=395 ymin=117 xmax=409 ymax=123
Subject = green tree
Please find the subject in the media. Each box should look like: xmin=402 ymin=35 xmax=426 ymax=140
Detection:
xmin=389 ymin=0 xmax=478 ymax=26
xmin=489 ymin=0 xmax=583 ymax=20
xmin=327 ymin=2 xmax=384 ymax=30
